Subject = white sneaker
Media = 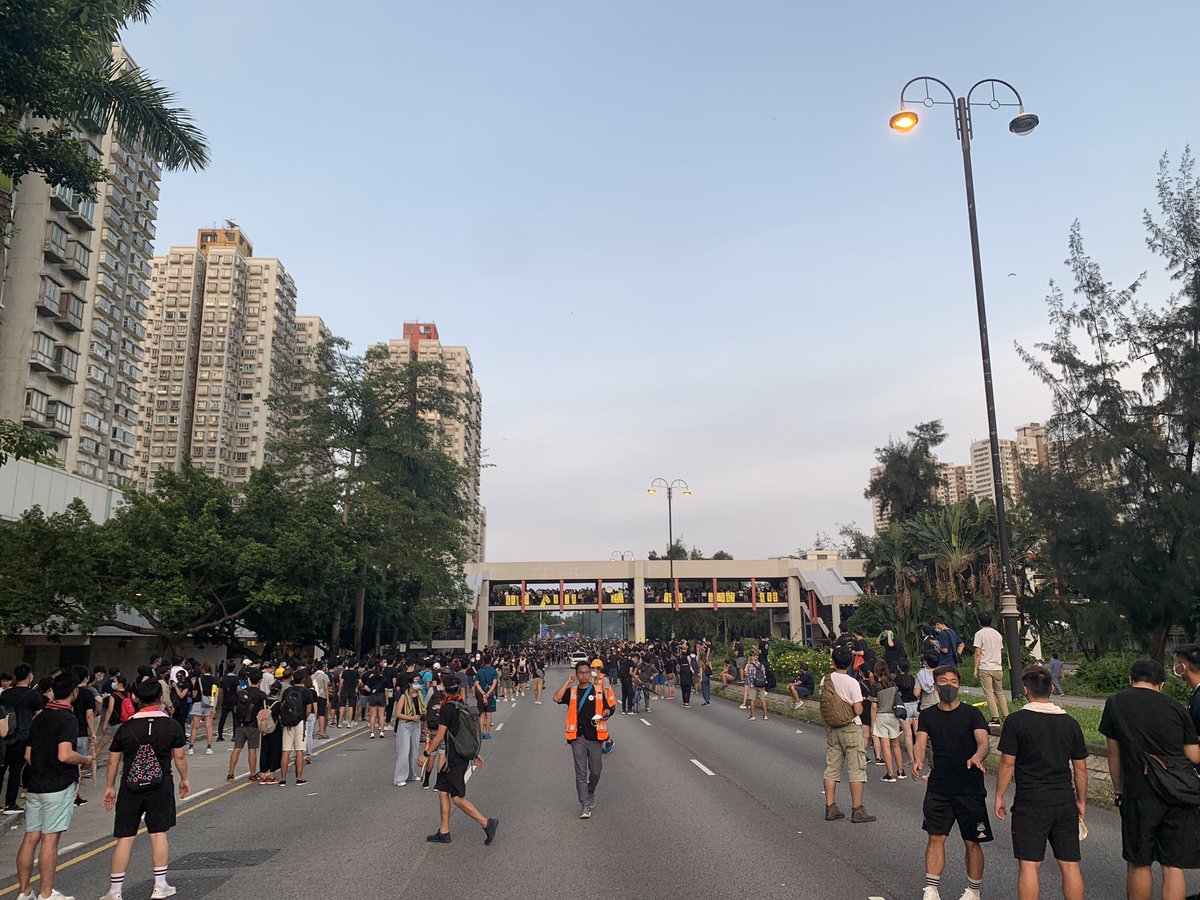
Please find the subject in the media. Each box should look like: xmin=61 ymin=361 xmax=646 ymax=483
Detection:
xmin=957 ymin=890 xmax=980 ymax=900
xmin=793 ymin=701 xmax=803 ymax=710
xmin=38 ymin=890 xmax=75 ymax=900
xmin=186 ymin=747 xmax=194 ymax=755
xmin=394 ymin=781 xmax=407 ymax=787
xmin=922 ymin=888 xmax=941 ymax=900
xmin=99 ymin=893 xmax=122 ymax=900
xmin=151 ymin=885 xmax=177 ymax=899
xmin=738 ymin=704 xmax=747 ymax=709
xmin=16 ymin=890 xmax=34 ymax=900
xmin=205 ymin=747 xmax=213 ymax=755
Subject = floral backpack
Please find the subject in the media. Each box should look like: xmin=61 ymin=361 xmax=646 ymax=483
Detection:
xmin=124 ymin=718 xmax=164 ymax=793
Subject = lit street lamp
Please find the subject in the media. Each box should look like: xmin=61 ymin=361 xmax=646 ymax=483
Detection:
xmin=890 ymin=76 xmax=1036 ymax=700
xmin=647 ymin=478 xmax=691 ymax=613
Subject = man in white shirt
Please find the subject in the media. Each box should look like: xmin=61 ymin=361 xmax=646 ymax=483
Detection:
xmin=972 ymin=612 xmax=1008 ymax=724
xmin=820 ymin=646 xmax=876 ymax=824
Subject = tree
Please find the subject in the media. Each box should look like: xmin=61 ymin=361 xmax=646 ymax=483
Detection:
xmin=270 ymin=339 xmax=478 ymax=654
xmin=647 ymin=540 xmax=732 ymax=560
xmin=0 ymin=419 xmax=61 ymax=468
xmin=1018 ymin=151 xmax=1200 ymax=658
xmin=864 ymin=421 xmax=947 ymax=524
xmin=0 ymin=0 xmax=208 ymax=201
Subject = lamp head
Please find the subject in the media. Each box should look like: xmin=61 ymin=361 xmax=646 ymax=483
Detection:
xmin=1008 ymin=111 xmax=1039 ymax=136
xmin=646 ymin=488 xmax=657 ymax=495
xmin=890 ymin=109 xmax=918 ymax=133
xmin=682 ymin=490 xmax=693 ymax=497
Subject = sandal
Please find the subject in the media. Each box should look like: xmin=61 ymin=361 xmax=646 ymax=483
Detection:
xmin=226 ymin=773 xmax=235 ymax=782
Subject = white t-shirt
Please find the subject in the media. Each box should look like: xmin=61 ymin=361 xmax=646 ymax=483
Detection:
xmin=260 ymin=670 xmax=275 ymax=694
xmin=973 ymin=626 xmax=1004 ymax=670
xmin=826 ymin=671 xmax=864 ymax=725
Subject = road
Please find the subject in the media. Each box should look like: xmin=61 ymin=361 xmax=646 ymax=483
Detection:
xmin=1 ymin=667 xmax=1193 ymax=900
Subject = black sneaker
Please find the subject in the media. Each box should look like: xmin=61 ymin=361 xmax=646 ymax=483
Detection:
xmin=295 ymin=778 xmax=308 ymax=785
xmin=484 ymin=818 xmax=499 ymax=845
xmin=426 ymin=831 xmax=452 ymax=843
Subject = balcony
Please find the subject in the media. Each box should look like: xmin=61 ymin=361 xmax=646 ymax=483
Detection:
xmin=60 ymin=244 xmax=91 ymax=280
xmin=43 ymin=236 xmax=68 ymax=263
xmin=22 ymin=404 xmax=49 ymax=428
xmin=48 ymin=346 xmax=79 ymax=384
xmin=67 ymin=197 xmax=96 ymax=230
xmin=49 ymin=184 xmax=73 ymax=211
xmin=45 ymin=403 xmax=72 ymax=438
xmin=55 ymin=291 xmax=85 ymax=332
xmin=29 ymin=338 xmax=56 ymax=372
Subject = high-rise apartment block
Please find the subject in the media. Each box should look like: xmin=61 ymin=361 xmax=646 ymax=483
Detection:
xmin=0 ymin=45 xmax=159 ymax=486
xmin=868 ymin=422 xmax=1053 ymax=533
xmin=378 ymin=323 xmax=484 ymax=559
xmin=136 ymin=227 xmax=297 ymax=489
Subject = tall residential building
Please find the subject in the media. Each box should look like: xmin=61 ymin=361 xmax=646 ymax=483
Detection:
xmin=136 ymin=226 xmax=298 ymax=489
xmin=378 ymin=323 xmax=484 ymax=560
xmin=969 ymin=438 xmax=1024 ymax=505
xmin=294 ymin=315 xmax=332 ymax=403
xmin=0 ymin=46 xmax=159 ymax=483
xmin=935 ymin=463 xmax=973 ymax=506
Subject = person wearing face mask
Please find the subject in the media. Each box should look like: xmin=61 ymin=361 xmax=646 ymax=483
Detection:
xmin=912 ymin=666 xmax=992 ymax=900
xmin=1173 ymin=644 xmax=1200 ymax=751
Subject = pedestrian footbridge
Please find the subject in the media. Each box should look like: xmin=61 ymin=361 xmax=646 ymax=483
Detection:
xmin=464 ymin=555 xmax=866 ymax=646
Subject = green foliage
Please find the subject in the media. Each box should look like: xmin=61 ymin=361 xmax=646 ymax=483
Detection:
xmin=0 ymin=420 xmax=63 ymax=468
xmin=766 ymin=640 xmax=832 ymax=684
xmin=0 ymin=0 xmax=208 ymax=200
xmin=1017 ymin=151 xmax=1200 ymax=659
xmin=864 ymin=420 xmax=947 ymax=524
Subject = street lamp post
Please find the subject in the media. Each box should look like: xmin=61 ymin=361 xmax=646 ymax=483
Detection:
xmin=647 ymin=478 xmax=691 ymax=615
xmin=891 ymin=76 xmax=1038 ymax=701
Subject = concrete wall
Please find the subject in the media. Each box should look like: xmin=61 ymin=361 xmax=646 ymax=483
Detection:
xmin=0 ymin=457 xmax=124 ymax=522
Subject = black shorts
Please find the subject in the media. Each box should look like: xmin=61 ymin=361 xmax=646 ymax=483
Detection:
xmin=434 ymin=760 xmax=469 ymax=798
xmin=922 ymin=790 xmax=994 ymax=843
xmin=367 ymin=692 xmax=387 ymax=708
xmin=1120 ymin=795 xmax=1200 ymax=869
xmin=114 ymin=782 xmax=176 ymax=838
xmin=1011 ymin=799 xmax=1080 ymax=862
xmin=338 ymin=691 xmax=355 ymax=705
xmin=316 ymin=697 xmax=327 ymax=717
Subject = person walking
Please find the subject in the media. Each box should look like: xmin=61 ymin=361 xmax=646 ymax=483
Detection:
xmin=226 ymin=671 xmax=265 ymax=783
xmin=393 ymin=678 xmax=425 ymax=787
xmin=744 ymin=650 xmax=769 ymax=721
xmin=931 ymin=617 xmax=964 ymax=668
xmin=678 ymin=649 xmax=696 ymax=708
xmin=15 ymin=674 xmax=93 ymax=900
xmin=994 ymin=666 xmax=1088 ymax=900
xmin=277 ymin=671 xmax=311 ymax=786
xmin=912 ymin=665 xmax=992 ymax=900
xmin=634 ymin=655 xmax=657 ymax=714
xmin=820 ymin=646 xmax=876 ymax=824
xmin=972 ymin=612 xmax=1008 ymax=726
xmin=1099 ymin=658 xmax=1200 ymax=900
xmin=699 ymin=652 xmax=712 ymax=706
xmin=99 ymin=679 xmax=190 ymax=900
xmin=554 ymin=660 xmax=616 ymax=819
xmin=417 ymin=673 xmax=498 ymax=844
xmin=1047 ymin=654 xmax=1065 ymax=697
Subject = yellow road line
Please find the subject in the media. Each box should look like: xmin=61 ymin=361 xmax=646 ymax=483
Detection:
xmin=0 ymin=728 xmax=364 ymax=896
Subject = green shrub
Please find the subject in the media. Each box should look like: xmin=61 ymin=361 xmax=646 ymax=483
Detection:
xmin=1075 ymin=654 xmax=1143 ymax=695
xmin=767 ymin=643 xmax=831 ymax=684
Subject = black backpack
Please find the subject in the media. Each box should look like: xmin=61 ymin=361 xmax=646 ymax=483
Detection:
xmin=234 ymin=688 xmax=258 ymax=725
xmin=279 ymin=686 xmax=305 ymax=727
xmin=446 ymin=699 xmax=481 ymax=759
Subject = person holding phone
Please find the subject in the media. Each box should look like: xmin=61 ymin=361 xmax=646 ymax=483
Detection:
xmin=554 ymin=661 xmax=616 ymax=819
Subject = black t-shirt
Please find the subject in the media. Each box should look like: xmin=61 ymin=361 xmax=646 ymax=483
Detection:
xmin=111 ymin=712 xmax=185 ymax=791
xmin=341 ymin=668 xmax=360 ymax=693
xmin=997 ymin=709 xmax=1087 ymax=803
xmin=362 ymin=672 xmax=385 ymax=695
xmin=221 ymin=673 xmax=240 ymax=701
xmin=0 ymin=686 xmax=45 ymax=741
xmin=895 ymin=673 xmax=917 ymax=703
xmin=27 ymin=706 xmax=80 ymax=794
xmin=439 ymin=696 xmax=468 ymax=765
xmin=919 ymin=702 xmax=989 ymax=796
xmin=73 ymin=685 xmax=97 ymax=737
xmin=1188 ymin=684 xmax=1200 ymax=739
xmin=1099 ymin=687 xmax=1200 ymax=800
xmin=381 ymin=667 xmax=399 ymax=693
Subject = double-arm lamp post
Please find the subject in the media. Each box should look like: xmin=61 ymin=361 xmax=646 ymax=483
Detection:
xmin=890 ymin=77 xmax=1038 ymax=700
xmin=647 ymin=478 xmax=691 ymax=612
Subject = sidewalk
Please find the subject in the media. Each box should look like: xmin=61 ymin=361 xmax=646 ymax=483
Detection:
xmin=0 ymin=724 xmax=365 ymax=880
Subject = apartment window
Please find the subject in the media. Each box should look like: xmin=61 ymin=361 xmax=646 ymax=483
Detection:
xmin=39 ymin=276 xmax=63 ymax=312
xmin=31 ymin=332 xmax=57 ymax=368
xmin=45 ymin=222 xmax=69 ymax=258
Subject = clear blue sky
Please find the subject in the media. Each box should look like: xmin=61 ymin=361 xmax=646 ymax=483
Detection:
xmin=125 ymin=1 xmax=1199 ymax=560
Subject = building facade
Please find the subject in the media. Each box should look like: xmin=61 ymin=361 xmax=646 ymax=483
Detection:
xmin=136 ymin=227 xmax=298 ymax=489
xmin=379 ymin=322 xmax=485 ymax=559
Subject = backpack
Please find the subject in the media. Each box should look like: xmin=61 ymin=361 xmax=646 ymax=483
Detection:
xmin=0 ymin=705 xmax=15 ymax=745
xmin=446 ymin=699 xmax=481 ymax=759
xmin=124 ymin=719 xmax=165 ymax=793
xmin=257 ymin=702 xmax=278 ymax=735
xmin=279 ymin=686 xmax=305 ymax=727
xmin=118 ymin=693 xmax=136 ymax=723
xmin=234 ymin=688 xmax=257 ymax=726
xmin=819 ymin=677 xmax=857 ymax=728
xmin=747 ymin=662 xmax=767 ymax=689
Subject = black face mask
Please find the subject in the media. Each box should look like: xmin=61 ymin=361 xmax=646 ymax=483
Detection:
xmin=937 ymin=685 xmax=959 ymax=704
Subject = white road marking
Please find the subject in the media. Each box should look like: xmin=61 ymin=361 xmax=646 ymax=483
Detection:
xmin=495 ymin=722 xmax=504 ymax=731
xmin=57 ymin=842 xmax=83 ymax=855
xmin=640 ymin=718 xmax=652 ymax=726
xmin=182 ymin=788 xmax=213 ymax=803
xmin=690 ymin=759 xmax=716 ymax=776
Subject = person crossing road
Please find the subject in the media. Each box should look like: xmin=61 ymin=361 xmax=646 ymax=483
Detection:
xmin=554 ymin=660 xmax=616 ymax=819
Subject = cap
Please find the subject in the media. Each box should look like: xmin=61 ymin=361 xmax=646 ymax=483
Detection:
xmin=241 ymin=659 xmax=251 ymax=666
xmin=591 ymin=659 xmax=603 ymax=668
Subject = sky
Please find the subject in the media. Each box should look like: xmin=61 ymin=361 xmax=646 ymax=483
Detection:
xmin=123 ymin=1 xmax=1200 ymax=561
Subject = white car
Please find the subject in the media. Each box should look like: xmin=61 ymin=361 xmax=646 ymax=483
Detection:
xmin=569 ymin=652 xmax=590 ymax=667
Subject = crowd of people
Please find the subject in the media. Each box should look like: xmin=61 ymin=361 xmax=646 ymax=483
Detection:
xmin=0 ymin=632 xmax=1197 ymax=900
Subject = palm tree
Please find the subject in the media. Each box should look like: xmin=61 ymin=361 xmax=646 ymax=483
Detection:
xmin=909 ymin=502 xmax=989 ymax=606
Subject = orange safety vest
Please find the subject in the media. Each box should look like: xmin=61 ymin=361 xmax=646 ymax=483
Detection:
xmin=564 ymin=679 xmax=615 ymax=742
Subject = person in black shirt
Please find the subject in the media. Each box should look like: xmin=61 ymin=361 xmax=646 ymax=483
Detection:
xmin=1172 ymin=644 xmax=1200 ymax=749
xmin=227 ymin=669 xmax=267 ymax=783
xmin=416 ymin=673 xmax=497 ymax=846
xmin=15 ymin=674 xmax=92 ymax=900
xmin=0 ymin=663 xmax=46 ymax=814
xmin=1099 ymin=658 xmax=1200 ymax=900
xmin=913 ymin=666 xmax=991 ymax=900
xmin=216 ymin=666 xmax=241 ymax=742
xmin=995 ymin=666 xmax=1088 ymax=900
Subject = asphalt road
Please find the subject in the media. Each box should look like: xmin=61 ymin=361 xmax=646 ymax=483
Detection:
xmin=1 ymin=668 xmax=1194 ymax=900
